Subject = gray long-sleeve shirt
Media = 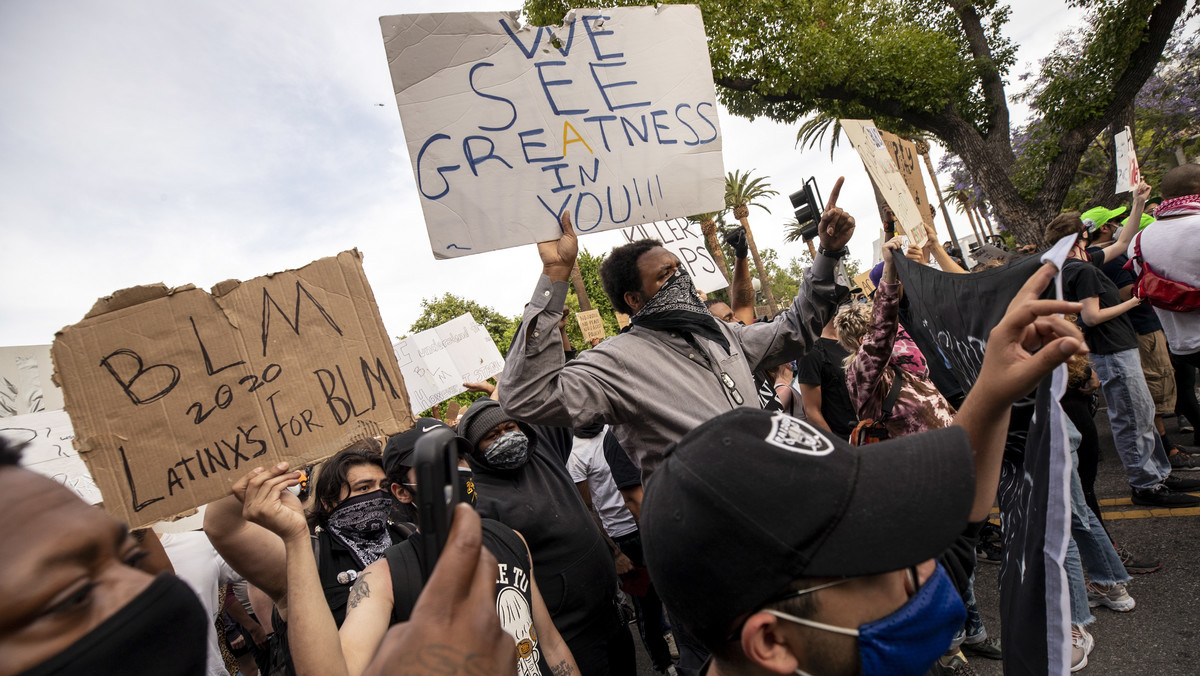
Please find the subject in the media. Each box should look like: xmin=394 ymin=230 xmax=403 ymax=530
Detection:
xmin=499 ymin=254 xmax=846 ymax=477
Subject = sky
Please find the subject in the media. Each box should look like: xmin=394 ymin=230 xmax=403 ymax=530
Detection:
xmin=0 ymin=0 xmax=1095 ymax=347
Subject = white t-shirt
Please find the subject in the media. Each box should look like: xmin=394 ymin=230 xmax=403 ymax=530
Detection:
xmin=1128 ymin=213 xmax=1200 ymax=354
xmin=160 ymin=531 xmax=241 ymax=676
xmin=567 ymin=428 xmax=638 ymax=539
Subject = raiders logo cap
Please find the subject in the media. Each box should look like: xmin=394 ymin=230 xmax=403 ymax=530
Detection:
xmin=640 ymin=407 xmax=974 ymax=647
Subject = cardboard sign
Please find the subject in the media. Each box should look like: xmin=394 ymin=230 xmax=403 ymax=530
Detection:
xmin=0 ymin=344 xmax=64 ymax=417
xmin=1115 ymin=126 xmax=1140 ymax=194
xmin=853 ymin=271 xmax=876 ymax=297
xmin=841 ymin=119 xmax=928 ymax=249
xmin=0 ymin=409 xmax=100 ymax=504
xmin=381 ymin=5 xmax=725 ymax=258
xmin=392 ymin=313 xmax=506 ymax=415
xmin=879 ymin=131 xmax=934 ymax=229
xmin=52 ymin=251 xmax=413 ymax=528
xmin=619 ymin=217 xmax=729 ymax=293
xmin=576 ymin=309 xmax=606 ymax=344
xmin=615 ymin=311 xmax=630 ymax=329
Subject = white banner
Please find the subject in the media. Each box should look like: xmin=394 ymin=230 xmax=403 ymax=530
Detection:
xmin=1115 ymin=126 xmax=1140 ymax=194
xmin=841 ymin=119 xmax=928 ymax=249
xmin=381 ymin=5 xmax=725 ymax=258
xmin=620 ymin=218 xmax=728 ymax=293
xmin=393 ymin=314 xmax=506 ymax=414
xmin=0 ymin=409 xmax=100 ymax=504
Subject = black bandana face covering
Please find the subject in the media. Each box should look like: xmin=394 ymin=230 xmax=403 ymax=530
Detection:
xmin=631 ymin=267 xmax=731 ymax=352
xmin=18 ymin=573 xmax=209 ymax=676
xmin=325 ymin=489 xmax=395 ymax=568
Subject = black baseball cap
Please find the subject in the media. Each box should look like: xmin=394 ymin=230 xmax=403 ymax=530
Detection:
xmin=383 ymin=418 xmax=464 ymax=477
xmin=641 ymin=408 xmax=975 ymax=647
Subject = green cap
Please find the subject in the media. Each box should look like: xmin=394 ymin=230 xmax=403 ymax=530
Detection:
xmin=1080 ymin=206 xmax=1128 ymax=235
xmin=1124 ymin=212 xmax=1155 ymax=230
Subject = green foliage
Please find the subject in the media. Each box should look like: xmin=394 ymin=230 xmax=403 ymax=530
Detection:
xmin=566 ymin=248 xmax=623 ymax=349
xmin=724 ymin=169 xmax=778 ymax=213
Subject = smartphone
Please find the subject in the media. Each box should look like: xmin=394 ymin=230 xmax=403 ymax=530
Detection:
xmin=413 ymin=426 xmax=462 ymax=581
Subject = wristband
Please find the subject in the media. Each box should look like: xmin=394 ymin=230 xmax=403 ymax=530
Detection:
xmin=818 ymin=245 xmax=849 ymax=259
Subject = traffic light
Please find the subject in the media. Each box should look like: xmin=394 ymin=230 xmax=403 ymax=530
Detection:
xmin=789 ymin=177 xmax=823 ymax=241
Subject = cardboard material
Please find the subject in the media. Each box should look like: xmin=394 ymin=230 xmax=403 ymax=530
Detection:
xmin=0 ymin=409 xmax=99 ymax=504
xmin=0 ymin=344 xmax=64 ymax=416
xmin=841 ymin=119 xmax=929 ymax=249
xmin=620 ymin=217 xmax=729 ymax=293
xmin=615 ymin=311 xmax=631 ymax=329
xmin=381 ymin=5 xmax=725 ymax=258
xmin=52 ymin=251 xmax=414 ymax=528
xmin=853 ymin=271 xmax=876 ymax=297
xmin=1115 ymin=126 xmax=1140 ymax=194
xmin=576 ymin=309 xmax=606 ymax=344
xmin=879 ymin=131 xmax=935 ymax=228
xmin=392 ymin=313 xmax=505 ymax=415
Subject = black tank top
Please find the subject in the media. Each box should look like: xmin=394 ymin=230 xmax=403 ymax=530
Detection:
xmin=386 ymin=519 xmax=552 ymax=676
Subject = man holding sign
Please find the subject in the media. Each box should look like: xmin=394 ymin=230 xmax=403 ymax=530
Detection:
xmin=500 ymin=179 xmax=855 ymax=476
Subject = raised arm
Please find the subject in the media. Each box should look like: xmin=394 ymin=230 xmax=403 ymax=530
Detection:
xmin=921 ymin=222 xmax=968 ymax=274
xmin=1079 ymin=295 xmax=1141 ymax=327
xmin=955 ymin=263 xmax=1085 ymax=521
xmin=846 ymin=239 xmax=904 ymax=420
xmin=1097 ymin=179 xmax=1150 ymax=263
xmin=724 ymin=227 xmax=758 ymax=325
xmin=204 ymin=487 xmax=289 ymax=605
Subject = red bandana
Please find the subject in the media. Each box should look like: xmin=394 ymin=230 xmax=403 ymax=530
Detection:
xmin=1152 ymin=194 xmax=1200 ymax=218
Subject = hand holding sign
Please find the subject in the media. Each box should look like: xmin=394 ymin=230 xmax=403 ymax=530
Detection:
xmin=237 ymin=463 xmax=307 ymax=543
xmin=539 ymin=211 xmax=579 ymax=283
xmin=817 ymin=177 xmax=855 ymax=250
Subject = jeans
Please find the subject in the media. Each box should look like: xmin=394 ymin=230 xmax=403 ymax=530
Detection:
xmin=949 ymin=573 xmax=987 ymax=650
xmin=1065 ymin=538 xmax=1095 ymax=627
xmin=1068 ymin=425 xmax=1129 ymax=587
xmin=1091 ymin=349 xmax=1171 ymax=489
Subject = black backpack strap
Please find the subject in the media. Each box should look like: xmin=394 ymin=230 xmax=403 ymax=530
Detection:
xmin=386 ymin=541 xmax=426 ymax=625
xmin=879 ymin=365 xmax=904 ymax=421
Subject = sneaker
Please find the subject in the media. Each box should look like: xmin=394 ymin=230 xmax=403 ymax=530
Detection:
xmin=1169 ymin=450 xmax=1200 ymax=471
xmin=962 ymin=636 xmax=1002 ymax=660
xmin=1071 ymin=625 xmax=1094 ymax=672
xmin=939 ymin=651 xmax=979 ymax=675
xmin=976 ymin=539 xmax=1002 ymax=565
xmin=1131 ymin=484 xmax=1200 ymax=507
xmin=1114 ymin=544 xmax=1163 ymax=575
xmin=1087 ymin=580 xmax=1136 ymax=612
xmin=1163 ymin=473 xmax=1200 ymax=492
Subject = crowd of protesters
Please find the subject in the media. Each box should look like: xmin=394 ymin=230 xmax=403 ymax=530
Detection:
xmin=2 ymin=164 xmax=1199 ymax=676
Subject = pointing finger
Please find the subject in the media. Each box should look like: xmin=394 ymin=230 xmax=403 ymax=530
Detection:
xmin=825 ymin=176 xmax=844 ymax=210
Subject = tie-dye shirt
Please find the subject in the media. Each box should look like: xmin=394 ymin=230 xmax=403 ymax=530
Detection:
xmin=846 ymin=281 xmax=956 ymax=438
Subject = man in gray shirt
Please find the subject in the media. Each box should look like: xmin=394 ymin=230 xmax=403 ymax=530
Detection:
xmin=500 ymin=179 xmax=856 ymax=477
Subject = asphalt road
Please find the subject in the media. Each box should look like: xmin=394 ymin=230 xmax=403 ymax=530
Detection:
xmin=626 ymin=403 xmax=1200 ymax=675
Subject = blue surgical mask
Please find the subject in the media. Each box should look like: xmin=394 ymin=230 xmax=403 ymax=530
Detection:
xmin=765 ymin=562 xmax=966 ymax=676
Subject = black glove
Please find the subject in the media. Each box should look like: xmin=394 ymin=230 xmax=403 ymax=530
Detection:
xmin=723 ymin=227 xmax=748 ymax=259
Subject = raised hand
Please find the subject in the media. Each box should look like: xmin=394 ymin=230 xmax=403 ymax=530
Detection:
xmin=236 ymin=463 xmax=308 ymax=542
xmin=818 ymin=177 xmax=855 ymax=250
xmin=977 ymin=263 xmax=1086 ymax=406
xmin=1134 ymin=179 xmax=1151 ymax=206
xmin=538 ymin=210 xmax=579 ymax=283
xmin=363 ymin=505 xmax=516 ymax=676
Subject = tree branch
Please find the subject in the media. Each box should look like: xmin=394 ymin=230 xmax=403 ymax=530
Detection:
xmin=949 ymin=1 xmax=1012 ymax=152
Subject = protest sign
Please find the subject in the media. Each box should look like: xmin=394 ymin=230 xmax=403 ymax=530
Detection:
xmin=0 ymin=344 xmax=64 ymax=416
xmin=0 ymin=409 xmax=99 ymax=504
xmin=381 ymin=5 xmax=725 ymax=258
xmin=852 ymin=271 xmax=876 ymax=297
xmin=841 ymin=119 xmax=928 ymax=249
xmin=1115 ymin=126 xmax=1140 ymax=194
xmin=615 ymin=311 xmax=630 ymax=329
xmin=576 ymin=309 xmax=606 ymax=344
xmin=392 ymin=313 xmax=506 ymax=415
xmin=620 ymin=217 xmax=728 ymax=293
xmin=879 ymin=131 xmax=935 ymax=228
xmin=51 ymin=251 xmax=413 ymax=528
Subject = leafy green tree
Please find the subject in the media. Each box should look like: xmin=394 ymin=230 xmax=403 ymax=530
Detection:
xmin=725 ymin=169 xmax=780 ymax=313
xmin=524 ymin=0 xmax=1192 ymax=246
xmin=686 ymin=210 xmax=731 ymax=280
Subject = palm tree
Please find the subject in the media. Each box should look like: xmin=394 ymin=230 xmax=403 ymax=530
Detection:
xmin=725 ymin=169 xmax=779 ymax=314
xmin=795 ymin=114 xmax=845 ymax=160
xmin=943 ymin=183 xmax=984 ymax=245
xmin=782 ymin=217 xmax=819 ymax=259
xmin=912 ymin=137 xmax=967 ymax=255
xmin=686 ymin=210 xmax=730 ymax=281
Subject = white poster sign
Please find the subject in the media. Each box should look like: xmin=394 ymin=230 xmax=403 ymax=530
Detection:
xmin=0 ymin=344 xmax=64 ymax=417
xmin=0 ymin=409 xmax=100 ymax=504
xmin=841 ymin=119 xmax=928 ymax=249
xmin=1115 ymin=126 xmax=1140 ymax=194
xmin=381 ymin=5 xmax=725 ymax=258
xmin=620 ymin=218 xmax=728 ymax=293
xmin=393 ymin=314 xmax=506 ymax=414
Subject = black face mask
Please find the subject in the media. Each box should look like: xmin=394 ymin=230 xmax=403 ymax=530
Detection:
xmin=18 ymin=573 xmax=209 ymax=676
